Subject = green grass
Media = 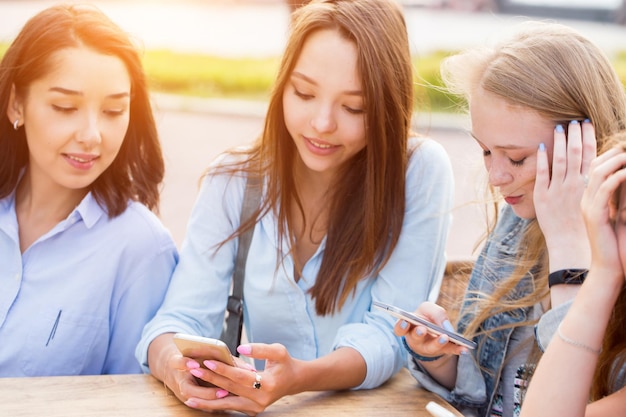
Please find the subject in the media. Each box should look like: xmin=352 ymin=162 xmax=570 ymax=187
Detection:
xmin=3 ymin=43 xmax=626 ymax=113
xmin=143 ymin=50 xmax=278 ymax=101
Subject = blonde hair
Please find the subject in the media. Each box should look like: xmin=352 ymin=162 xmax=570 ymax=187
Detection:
xmin=442 ymin=21 xmax=626 ymax=343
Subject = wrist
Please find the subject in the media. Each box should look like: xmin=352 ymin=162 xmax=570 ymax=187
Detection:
xmin=402 ymin=336 xmax=443 ymax=362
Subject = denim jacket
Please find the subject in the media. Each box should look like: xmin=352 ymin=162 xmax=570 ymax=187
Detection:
xmin=408 ymin=204 xmax=569 ymax=417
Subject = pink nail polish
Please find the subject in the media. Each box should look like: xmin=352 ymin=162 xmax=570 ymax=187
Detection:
xmin=190 ymin=369 xmax=203 ymax=378
xmin=237 ymin=344 xmax=252 ymax=355
xmin=203 ymin=360 xmax=217 ymax=370
xmin=216 ymin=389 xmax=230 ymax=399
xmin=186 ymin=360 xmax=200 ymax=369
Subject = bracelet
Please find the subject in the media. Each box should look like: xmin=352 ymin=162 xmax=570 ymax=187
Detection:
xmin=548 ymin=269 xmax=588 ymax=288
xmin=402 ymin=336 xmax=444 ymax=362
xmin=556 ymin=323 xmax=601 ymax=355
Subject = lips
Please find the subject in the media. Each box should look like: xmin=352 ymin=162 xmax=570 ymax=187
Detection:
xmin=63 ymin=153 xmax=99 ymax=170
xmin=306 ymin=136 xmax=334 ymax=149
xmin=504 ymin=195 xmax=522 ymax=205
xmin=303 ymin=136 xmax=338 ymax=155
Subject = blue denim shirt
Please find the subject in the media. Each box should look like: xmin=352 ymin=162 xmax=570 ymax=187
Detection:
xmin=408 ymin=204 xmax=566 ymax=416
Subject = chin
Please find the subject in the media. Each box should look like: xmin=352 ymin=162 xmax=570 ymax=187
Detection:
xmin=510 ymin=205 xmax=536 ymax=220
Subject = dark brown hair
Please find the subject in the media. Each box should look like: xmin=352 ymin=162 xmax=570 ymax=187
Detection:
xmin=0 ymin=4 xmax=164 ymax=216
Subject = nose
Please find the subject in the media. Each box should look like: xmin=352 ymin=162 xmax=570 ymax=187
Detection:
xmin=75 ymin=111 xmax=102 ymax=147
xmin=309 ymin=103 xmax=337 ymax=134
xmin=487 ymin=159 xmax=513 ymax=187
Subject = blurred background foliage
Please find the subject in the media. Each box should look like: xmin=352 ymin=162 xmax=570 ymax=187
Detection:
xmin=3 ymin=44 xmax=626 ymax=113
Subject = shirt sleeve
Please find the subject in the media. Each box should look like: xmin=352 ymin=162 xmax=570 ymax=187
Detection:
xmin=334 ymin=138 xmax=455 ymax=389
xmin=535 ymin=299 xmax=573 ymax=352
xmin=105 ymin=206 xmax=179 ymax=374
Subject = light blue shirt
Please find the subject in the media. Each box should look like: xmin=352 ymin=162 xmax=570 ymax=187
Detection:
xmin=0 ymin=191 xmax=178 ymax=376
xmin=137 ymin=137 xmax=454 ymax=389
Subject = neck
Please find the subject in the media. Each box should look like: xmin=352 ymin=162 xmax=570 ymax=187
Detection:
xmin=15 ymin=170 xmax=87 ymax=226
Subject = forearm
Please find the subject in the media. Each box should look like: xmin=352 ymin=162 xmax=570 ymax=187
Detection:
xmin=147 ymin=332 xmax=179 ymax=383
xmin=522 ymin=272 xmax=619 ymax=417
xmin=289 ymin=347 xmax=366 ymax=394
xmin=417 ymin=354 xmax=458 ymax=390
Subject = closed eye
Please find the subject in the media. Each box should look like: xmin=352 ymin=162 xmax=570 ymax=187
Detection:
xmin=52 ymin=104 xmax=76 ymax=113
xmin=104 ymin=109 xmax=127 ymax=117
xmin=509 ymin=157 xmax=526 ymax=167
xmin=294 ymin=89 xmax=313 ymax=100
xmin=344 ymin=105 xmax=364 ymax=115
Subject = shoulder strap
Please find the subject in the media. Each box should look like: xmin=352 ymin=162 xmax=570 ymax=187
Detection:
xmin=220 ymin=175 xmax=261 ymax=355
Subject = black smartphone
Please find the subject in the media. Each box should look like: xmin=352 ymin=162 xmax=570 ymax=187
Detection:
xmin=373 ymin=301 xmax=476 ymax=349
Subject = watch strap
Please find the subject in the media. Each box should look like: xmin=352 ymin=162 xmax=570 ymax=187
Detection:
xmin=548 ymin=269 xmax=588 ymax=289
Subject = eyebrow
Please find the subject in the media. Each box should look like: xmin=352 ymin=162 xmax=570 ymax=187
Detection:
xmin=49 ymin=87 xmax=130 ymax=99
xmin=291 ymin=71 xmax=362 ymax=96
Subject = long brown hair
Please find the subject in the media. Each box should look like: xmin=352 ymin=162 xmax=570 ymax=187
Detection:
xmin=442 ymin=21 xmax=626 ymax=343
xmin=213 ymin=0 xmax=414 ymax=315
xmin=0 ymin=4 xmax=164 ymax=216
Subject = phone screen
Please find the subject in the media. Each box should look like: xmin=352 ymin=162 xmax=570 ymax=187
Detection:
xmin=373 ymin=301 xmax=476 ymax=349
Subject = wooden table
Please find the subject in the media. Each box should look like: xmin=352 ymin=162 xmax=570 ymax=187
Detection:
xmin=0 ymin=368 xmax=462 ymax=416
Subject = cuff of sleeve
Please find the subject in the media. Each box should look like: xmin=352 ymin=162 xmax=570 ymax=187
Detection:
xmin=534 ymin=300 xmax=573 ymax=352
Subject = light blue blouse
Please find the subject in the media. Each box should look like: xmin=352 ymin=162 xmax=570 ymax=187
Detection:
xmin=0 ymin=191 xmax=178 ymax=376
xmin=137 ymin=137 xmax=454 ymax=389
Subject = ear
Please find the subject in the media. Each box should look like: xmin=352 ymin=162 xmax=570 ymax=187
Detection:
xmin=6 ymin=84 xmax=24 ymax=128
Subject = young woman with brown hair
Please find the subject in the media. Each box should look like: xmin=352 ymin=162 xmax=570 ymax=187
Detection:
xmin=136 ymin=0 xmax=454 ymax=414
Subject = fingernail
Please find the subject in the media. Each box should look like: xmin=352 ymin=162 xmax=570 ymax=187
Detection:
xmin=190 ymin=369 xmax=203 ymax=378
xmin=583 ymin=118 xmax=590 ymax=123
xmin=186 ymin=360 xmax=200 ymax=369
xmin=460 ymin=349 xmax=469 ymax=355
xmin=438 ymin=336 xmax=447 ymax=345
xmin=185 ymin=398 xmax=199 ymax=408
xmin=244 ymin=362 xmax=257 ymax=371
xmin=555 ymin=124 xmax=564 ymax=133
xmin=203 ymin=360 xmax=217 ymax=370
xmin=538 ymin=142 xmax=545 ymax=152
xmin=570 ymin=120 xmax=579 ymax=125
xmin=400 ymin=320 xmax=408 ymax=330
xmin=216 ymin=389 xmax=230 ymax=399
xmin=442 ymin=320 xmax=455 ymax=332
xmin=416 ymin=328 xmax=424 ymax=336
xmin=237 ymin=344 xmax=252 ymax=355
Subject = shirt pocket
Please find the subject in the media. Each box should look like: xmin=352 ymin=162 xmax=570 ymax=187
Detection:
xmin=20 ymin=307 xmax=106 ymax=376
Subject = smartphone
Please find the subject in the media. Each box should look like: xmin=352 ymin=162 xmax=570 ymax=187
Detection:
xmin=173 ymin=333 xmax=236 ymax=367
xmin=373 ymin=301 xmax=477 ymax=349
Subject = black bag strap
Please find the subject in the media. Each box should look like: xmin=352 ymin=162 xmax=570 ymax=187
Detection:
xmin=220 ymin=175 xmax=261 ymax=355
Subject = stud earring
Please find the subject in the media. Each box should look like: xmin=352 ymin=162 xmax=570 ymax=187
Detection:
xmin=13 ymin=119 xmax=19 ymax=131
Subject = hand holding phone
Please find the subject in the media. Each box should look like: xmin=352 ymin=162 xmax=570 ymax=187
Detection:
xmin=173 ymin=333 xmax=236 ymax=387
xmin=173 ymin=333 xmax=236 ymax=366
xmin=373 ymin=301 xmax=476 ymax=349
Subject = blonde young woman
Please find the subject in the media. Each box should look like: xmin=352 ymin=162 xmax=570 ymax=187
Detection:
xmin=394 ymin=21 xmax=626 ymax=417
xmin=136 ymin=0 xmax=454 ymax=415
xmin=521 ymin=132 xmax=626 ymax=417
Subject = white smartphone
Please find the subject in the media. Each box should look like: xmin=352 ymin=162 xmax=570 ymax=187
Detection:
xmin=173 ymin=333 xmax=236 ymax=367
xmin=373 ymin=301 xmax=477 ymax=349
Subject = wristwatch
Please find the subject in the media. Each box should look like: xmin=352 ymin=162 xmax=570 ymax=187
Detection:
xmin=548 ymin=269 xmax=588 ymax=288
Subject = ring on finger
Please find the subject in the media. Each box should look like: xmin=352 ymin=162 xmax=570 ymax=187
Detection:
xmin=253 ymin=373 xmax=262 ymax=390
